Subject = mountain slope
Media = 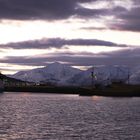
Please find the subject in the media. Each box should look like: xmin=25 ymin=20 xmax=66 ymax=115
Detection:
xmin=11 ymin=62 xmax=82 ymax=84
xmin=10 ymin=63 xmax=140 ymax=86
xmin=68 ymin=65 xmax=130 ymax=86
xmin=129 ymin=70 xmax=140 ymax=85
xmin=0 ymin=73 xmax=27 ymax=86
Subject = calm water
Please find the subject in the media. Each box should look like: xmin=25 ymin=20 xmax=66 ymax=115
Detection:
xmin=0 ymin=92 xmax=140 ymax=140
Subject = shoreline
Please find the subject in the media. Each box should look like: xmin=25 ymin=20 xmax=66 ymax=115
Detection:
xmin=3 ymin=84 xmax=140 ymax=97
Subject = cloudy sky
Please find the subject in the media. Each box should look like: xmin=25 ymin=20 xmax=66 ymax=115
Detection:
xmin=0 ymin=0 xmax=140 ymax=74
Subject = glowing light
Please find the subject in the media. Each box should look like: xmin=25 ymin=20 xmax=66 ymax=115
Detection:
xmin=67 ymin=45 xmax=123 ymax=54
xmin=92 ymin=96 xmax=102 ymax=101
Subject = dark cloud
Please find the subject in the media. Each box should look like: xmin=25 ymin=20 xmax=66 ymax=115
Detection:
xmin=0 ymin=38 xmax=127 ymax=49
xmin=111 ymin=6 xmax=127 ymax=13
xmin=75 ymin=7 xmax=108 ymax=18
xmin=76 ymin=2 xmax=140 ymax=32
xmin=101 ymin=48 xmax=140 ymax=58
xmin=0 ymin=0 xmax=129 ymax=21
xmin=76 ymin=5 xmax=127 ymax=19
xmin=0 ymin=0 xmax=98 ymax=20
xmin=110 ymin=5 xmax=140 ymax=32
xmin=76 ymin=1 xmax=140 ymax=32
xmin=0 ymin=0 xmax=139 ymax=32
xmin=1 ymin=48 xmax=140 ymax=68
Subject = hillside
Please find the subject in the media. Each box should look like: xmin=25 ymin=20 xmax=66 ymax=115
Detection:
xmin=11 ymin=62 xmax=82 ymax=85
xmin=67 ymin=65 xmax=129 ymax=86
xmin=10 ymin=62 xmax=140 ymax=86
xmin=0 ymin=72 xmax=27 ymax=87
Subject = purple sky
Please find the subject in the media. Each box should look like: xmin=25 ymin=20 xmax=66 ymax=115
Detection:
xmin=0 ymin=0 xmax=140 ymax=74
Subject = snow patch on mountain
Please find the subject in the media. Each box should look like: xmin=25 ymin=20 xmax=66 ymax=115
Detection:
xmin=129 ymin=70 xmax=140 ymax=85
xmin=11 ymin=62 xmax=82 ymax=84
xmin=10 ymin=62 xmax=140 ymax=86
xmin=68 ymin=65 xmax=129 ymax=86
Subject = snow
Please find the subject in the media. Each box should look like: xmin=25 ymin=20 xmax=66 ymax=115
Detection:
xmin=10 ymin=62 xmax=140 ymax=86
xmin=129 ymin=70 xmax=140 ymax=85
xmin=11 ymin=62 xmax=82 ymax=85
xmin=68 ymin=65 xmax=129 ymax=86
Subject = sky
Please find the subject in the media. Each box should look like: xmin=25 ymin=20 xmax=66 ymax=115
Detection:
xmin=0 ymin=0 xmax=140 ymax=74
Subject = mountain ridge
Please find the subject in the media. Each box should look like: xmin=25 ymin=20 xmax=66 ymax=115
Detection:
xmin=10 ymin=62 xmax=82 ymax=85
xmin=10 ymin=62 xmax=140 ymax=86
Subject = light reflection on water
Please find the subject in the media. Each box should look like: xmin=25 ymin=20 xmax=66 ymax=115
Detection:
xmin=0 ymin=92 xmax=140 ymax=140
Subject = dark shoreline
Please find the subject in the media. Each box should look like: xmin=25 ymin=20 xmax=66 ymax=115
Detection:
xmin=4 ymin=86 xmax=86 ymax=95
xmin=3 ymin=84 xmax=140 ymax=97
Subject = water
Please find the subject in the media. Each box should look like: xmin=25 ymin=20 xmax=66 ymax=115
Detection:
xmin=0 ymin=92 xmax=140 ymax=140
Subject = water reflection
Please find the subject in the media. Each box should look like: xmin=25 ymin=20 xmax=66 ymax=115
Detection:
xmin=92 ymin=95 xmax=102 ymax=101
xmin=0 ymin=92 xmax=140 ymax=140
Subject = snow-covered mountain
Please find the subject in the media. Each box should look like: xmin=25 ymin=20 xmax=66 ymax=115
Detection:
xmin=129 ymin=70 xmax=140 ymax=85
xmin=67 ymin=65 xmax=130 ymax=86
xmin=11 ymin=62 xmax=82 ymax=85
xmin=10 ymin=62 xmax=140 ymax=86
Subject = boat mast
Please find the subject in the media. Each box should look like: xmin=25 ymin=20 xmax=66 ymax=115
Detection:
xmin=91 ymin=67 xmax=95 ymax=88
xmin=127 ymin=68 xmax=130 ymax=84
